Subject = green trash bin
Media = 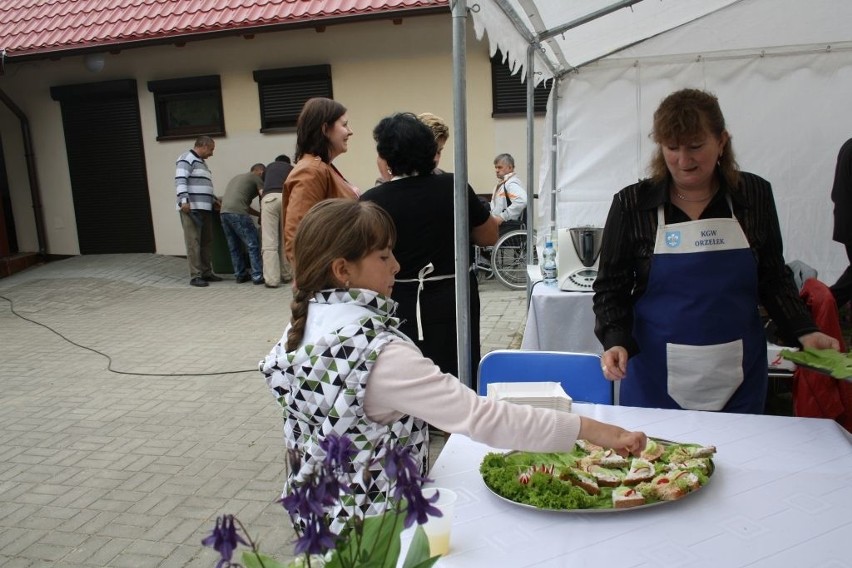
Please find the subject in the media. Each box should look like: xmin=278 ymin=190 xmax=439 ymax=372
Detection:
xmin=211 ymin=210 xmax=235 ymax=275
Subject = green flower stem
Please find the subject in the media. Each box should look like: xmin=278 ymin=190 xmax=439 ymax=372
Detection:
xmin=377 ymin=502 xmax=403 ymax=562
xmin=233 ymin=517 xmax=269 ymax=568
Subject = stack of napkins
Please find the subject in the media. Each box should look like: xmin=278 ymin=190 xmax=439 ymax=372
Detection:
xmin=486 ymin=381 xmax=573 ymax=412
xmin=767 ymin=342 xmax=796 ymax=372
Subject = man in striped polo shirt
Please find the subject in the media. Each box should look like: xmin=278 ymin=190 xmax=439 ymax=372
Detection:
xmin=176 ymin=136 xmax=222 ymax=287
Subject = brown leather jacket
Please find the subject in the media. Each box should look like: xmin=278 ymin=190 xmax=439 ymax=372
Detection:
xmin=283 ymin=154 xmax=359 ymax=264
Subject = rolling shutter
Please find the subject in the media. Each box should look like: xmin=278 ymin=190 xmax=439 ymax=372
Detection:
xmin=51 ymin=80 xmax=155 ymax=254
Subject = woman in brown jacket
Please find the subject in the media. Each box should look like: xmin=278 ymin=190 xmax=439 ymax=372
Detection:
xmin=283 ymin=97 xmax=360 ymax=265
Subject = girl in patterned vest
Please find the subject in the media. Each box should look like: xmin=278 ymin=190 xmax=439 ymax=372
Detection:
xmin=261 ymin=199 xmax=646 ymax=530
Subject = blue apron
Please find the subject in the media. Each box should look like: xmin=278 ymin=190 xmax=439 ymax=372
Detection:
xmin=621 ymin=199 xmax=767 ymax=413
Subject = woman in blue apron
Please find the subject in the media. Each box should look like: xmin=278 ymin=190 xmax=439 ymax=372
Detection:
xmin=593 ymin=88 xmax=839 ymax=413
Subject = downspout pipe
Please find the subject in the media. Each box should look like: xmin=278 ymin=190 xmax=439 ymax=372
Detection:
xmin=0 ymin=86 xmax=47 ymax=257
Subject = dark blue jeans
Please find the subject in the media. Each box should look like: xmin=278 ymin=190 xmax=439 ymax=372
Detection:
xmin=220 ymin=213 xmax=263 ymax=281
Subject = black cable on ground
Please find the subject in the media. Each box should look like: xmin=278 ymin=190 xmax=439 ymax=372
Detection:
xmin=0 ymin=294 xmax=256 ymax=376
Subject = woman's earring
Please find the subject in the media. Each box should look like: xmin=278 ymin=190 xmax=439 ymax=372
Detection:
xmin=344 ymin=280 xmax=350 ymax=289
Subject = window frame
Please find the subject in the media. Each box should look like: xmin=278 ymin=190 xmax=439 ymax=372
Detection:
xmin=253 ymin=64 xmax=333 ymax=132
xmin=146 ymin=75 xmax=225 ymax=141
xmin=490 ymin=53 xmax=552 ymax=117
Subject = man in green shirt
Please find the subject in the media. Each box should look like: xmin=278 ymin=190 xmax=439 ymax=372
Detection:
xmin=220 ymin=163 xmax=265 ymax=284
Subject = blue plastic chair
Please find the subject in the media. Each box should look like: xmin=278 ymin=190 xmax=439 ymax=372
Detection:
xmin=477 ymin=349 xmax=614 ymax=404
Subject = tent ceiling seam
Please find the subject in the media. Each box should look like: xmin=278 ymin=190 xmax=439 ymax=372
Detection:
xmin=576 ymin=41 xmax=852 ymax=71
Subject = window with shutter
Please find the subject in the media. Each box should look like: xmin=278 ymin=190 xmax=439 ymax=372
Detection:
xmin=147 ymin=75 xmax=225 ymax=141
xmin=490 ymin=52 xmax=551 ymax=117
xmin=253 ymin=65 xmax=333 ymax=132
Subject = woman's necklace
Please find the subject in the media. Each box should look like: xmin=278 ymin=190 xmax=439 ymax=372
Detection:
xmin=673 ymin=188 xmax=717 ymax=203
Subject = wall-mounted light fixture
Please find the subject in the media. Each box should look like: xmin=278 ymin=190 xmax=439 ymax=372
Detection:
xmin=84 ymin=53 xmax=105 ymax=73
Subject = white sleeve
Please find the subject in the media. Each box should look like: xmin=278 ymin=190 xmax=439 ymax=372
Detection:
xmin=364 ymin=341 xmax=581 ymax=452
xmin=504 ymin=178 xmax=527 ymax=221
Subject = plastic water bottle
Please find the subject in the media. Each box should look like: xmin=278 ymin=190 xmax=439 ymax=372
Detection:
xmin=542 ymin=240 xmax=558 ymax=287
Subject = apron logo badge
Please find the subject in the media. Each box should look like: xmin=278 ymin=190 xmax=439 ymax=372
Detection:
xmin=665 ymin=231 xmax=681 ymax=248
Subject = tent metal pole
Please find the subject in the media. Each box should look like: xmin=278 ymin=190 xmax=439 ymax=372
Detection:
xmin=494 ymin=0 xmax=560 ymax=78
xmin=551 ymin=78 xmax=558 ymax=231
xmin=451 ymin=0 xmax=472 ymax=389
xmin=525 ymin=43 xmax=535 ymax=306
xmin=539 ymin=0 xmax=643 ymax=41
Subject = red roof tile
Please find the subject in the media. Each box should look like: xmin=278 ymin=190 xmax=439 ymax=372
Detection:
xmin=0 ymin=0 xmax=448 ymax=59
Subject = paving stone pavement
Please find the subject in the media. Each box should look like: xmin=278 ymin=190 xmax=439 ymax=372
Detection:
xmin=0 ymin=254 xmax=527 ymax=567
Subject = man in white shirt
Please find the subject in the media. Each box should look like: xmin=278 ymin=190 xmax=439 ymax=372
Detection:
xmin=490 ymin=153 xmax=528 ymax=235
xmin=175 ymin=136 xmax=222 ymax=287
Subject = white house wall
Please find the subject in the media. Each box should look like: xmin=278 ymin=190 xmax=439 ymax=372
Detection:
xmin=0 ymin=14 xmax=543 ymax=257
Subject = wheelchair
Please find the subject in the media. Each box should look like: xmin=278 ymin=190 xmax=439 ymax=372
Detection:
xmin=473 ymin=228 xmax=536 ymax=290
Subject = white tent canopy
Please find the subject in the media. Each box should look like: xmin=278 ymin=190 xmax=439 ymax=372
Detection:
xmin=467 ymin=0 xmax=852 ymax=285
xmin=471 ymin=0 xmax=740 ymax=81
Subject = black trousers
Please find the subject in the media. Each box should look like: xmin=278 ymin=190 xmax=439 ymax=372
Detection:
xmin=498 ymin=219 xmax=523 ymax=237
xmin=831 ymin=242 xmax=852 ymax=308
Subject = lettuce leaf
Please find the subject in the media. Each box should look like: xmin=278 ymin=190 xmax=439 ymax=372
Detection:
xmin=780 ymin=348 xmax=852 ymax=379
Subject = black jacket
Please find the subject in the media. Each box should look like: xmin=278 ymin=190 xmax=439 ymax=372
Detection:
xmin=831 ymin=138 xmax=852 ymax=245
xmin=593 ymin=171 xmax=817 ymax=355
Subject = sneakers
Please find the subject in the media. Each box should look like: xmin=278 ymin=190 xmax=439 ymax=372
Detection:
xmin=235 ymin=274 xmax=251 ymax=284
xmin=252 ymin=277 xmax=265 ymax=285
xmin=202 ymin=274 xmax=223 ymax=282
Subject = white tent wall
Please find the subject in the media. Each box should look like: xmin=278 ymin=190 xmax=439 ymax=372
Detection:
xmin=528 ymin=0 xmax=852 ymax=285
xmin=545 ymin=55 xmax=852 ymax=284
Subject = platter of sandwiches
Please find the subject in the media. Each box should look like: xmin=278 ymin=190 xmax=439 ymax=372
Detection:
xmin=479 ymin=438 xmax=716 ymax=512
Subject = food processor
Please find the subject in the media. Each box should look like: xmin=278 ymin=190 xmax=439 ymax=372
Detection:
xmin=557 ymin=226 xmax=604 ymax=291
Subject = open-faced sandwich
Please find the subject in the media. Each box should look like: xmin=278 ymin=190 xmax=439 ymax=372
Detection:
xmin=612 ymin=486 xmax=646 ymax=509
xmin=623 ymin=458 xmax=655 ymax=485
xmin=479 ymin=438 xmax=716 ymax=511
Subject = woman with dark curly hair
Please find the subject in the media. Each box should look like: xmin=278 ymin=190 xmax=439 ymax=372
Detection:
xmin=283 ymin=97 xmax=360 ymax=268
xmin=593 ymin=88 xmax=838 ymax=413
xmin=362 ymin=112 xmax=499 ymax=379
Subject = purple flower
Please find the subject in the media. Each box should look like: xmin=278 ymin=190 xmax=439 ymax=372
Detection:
xmin=279 ymin=453 xmax=351 ymax=558
xmin=294 ymin=518 xmax=338 ymax=556
xmin=383 ymin=442 xmax=439 ymax=528
xmin=320 ymin=434 xmax=358 ymax=472
xmin=280 ymin=473 xmax=345 ymax=558
xmin=282 ymin=435 xmax=357 ymax=524
xmin=201 ymin=515 xmax=248 ymax=568
xmin=280 ymin=481 xmax=326 ymax=520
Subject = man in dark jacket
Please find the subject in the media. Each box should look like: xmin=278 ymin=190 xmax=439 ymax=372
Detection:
xmin=830 ymin=138 xmax=852 ymax=309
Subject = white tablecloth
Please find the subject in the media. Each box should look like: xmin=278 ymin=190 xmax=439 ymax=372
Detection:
xmin=403 ymin=404 xmax=852 ymax=567
xmin=521 ymin=281 xmax=601 ymax=354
